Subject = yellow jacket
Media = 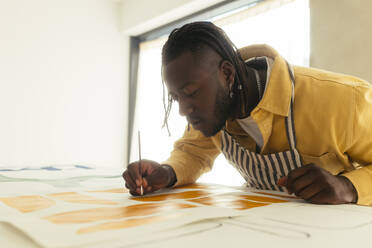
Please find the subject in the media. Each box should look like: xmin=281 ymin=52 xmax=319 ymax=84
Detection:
xmin=163 ymin=44 xmax=372 ymax=206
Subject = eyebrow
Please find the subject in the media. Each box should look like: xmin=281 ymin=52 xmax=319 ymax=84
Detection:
xmin=169 ymin=81 xmax=192 ymax=95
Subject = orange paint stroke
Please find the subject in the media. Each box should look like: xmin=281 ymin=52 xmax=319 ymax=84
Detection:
xmin=189 ymin=196 xmax=269 ymax=210
xmin=238 ymin=195 xmax=288 ymax=203
xmin=44 ymin=202 xmax=196 ymax=224
xmin=0 ymin=195 xmax=55 ymax=213
xmin=88 ymin=188 xmax=128 ymax=193
xmin=131 ymin=190 xmax=208 ymax=202
xmin=48 ymin=192 xmax=117 ymax=205
xmin=77 ymin=213 xmax=183 ymax=234
xmin=253 ymin=191 xmax=298 ymax=199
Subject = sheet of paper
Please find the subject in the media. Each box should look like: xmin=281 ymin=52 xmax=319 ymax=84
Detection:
xmin=1 ymin=166 xmax=371 ymax=248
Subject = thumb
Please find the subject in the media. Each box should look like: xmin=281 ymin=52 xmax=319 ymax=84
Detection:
xmin=277 ymin=176 xmax=288 ymax=187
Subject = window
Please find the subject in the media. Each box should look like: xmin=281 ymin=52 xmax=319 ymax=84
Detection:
xmin=130 ymin=0 xmax=309 ymax=186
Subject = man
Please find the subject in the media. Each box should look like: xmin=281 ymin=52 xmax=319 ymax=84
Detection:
xmin=123 ymin=21 xmax=372 ymax=206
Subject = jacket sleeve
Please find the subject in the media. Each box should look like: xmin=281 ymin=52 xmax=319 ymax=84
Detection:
xmin=161 ymin=126 xmax=221 ymax=186
xmin=341 ymin=82 xmax=372 ymax=206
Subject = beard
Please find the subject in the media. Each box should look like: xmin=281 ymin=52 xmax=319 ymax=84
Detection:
xmin=203 ymin=84 xmax=232 ymax=137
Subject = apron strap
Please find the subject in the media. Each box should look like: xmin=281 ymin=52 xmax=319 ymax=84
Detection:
xmin=285 ymin=61 xmax=298 ymax=151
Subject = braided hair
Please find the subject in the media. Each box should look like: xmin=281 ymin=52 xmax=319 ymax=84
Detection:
xmin=161 ymin=21 xmax=250 ymax=134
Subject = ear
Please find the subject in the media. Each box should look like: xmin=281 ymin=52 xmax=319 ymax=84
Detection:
xmin=219 ymin=60 xmax=236 ymax=90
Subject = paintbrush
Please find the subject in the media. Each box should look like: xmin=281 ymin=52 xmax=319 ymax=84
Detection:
xmin=138 ymin=131 xmax=143 ymax=196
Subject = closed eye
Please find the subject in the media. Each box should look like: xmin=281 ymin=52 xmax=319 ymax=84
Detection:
xmin=186 ymin=89 xmax=199 ymax=97
xmin=169 ymin=88 xmax=199 ymax=103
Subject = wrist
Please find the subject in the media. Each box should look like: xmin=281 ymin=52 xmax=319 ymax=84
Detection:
xmin=161 ymin=164 xmax=177 ymax=187
xmin=340 ymin=176 xmax=358 ymax=203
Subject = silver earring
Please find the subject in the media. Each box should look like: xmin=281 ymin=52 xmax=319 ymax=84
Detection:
xmin=229 ymin=82 xmax=234 ymax=98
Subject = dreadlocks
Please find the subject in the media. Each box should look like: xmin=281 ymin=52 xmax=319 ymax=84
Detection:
xmin=161 ymin=21 xmax=250 ymax=135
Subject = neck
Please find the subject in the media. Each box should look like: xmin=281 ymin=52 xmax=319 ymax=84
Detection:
xmin=231 ymin=66 xmax=263 ymax=119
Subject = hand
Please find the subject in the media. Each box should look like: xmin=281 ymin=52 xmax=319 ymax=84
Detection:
xmin=277 ymin=164 xmax=357 ymax=204
xmin=122 ymin=159 xmax=176 ymax=196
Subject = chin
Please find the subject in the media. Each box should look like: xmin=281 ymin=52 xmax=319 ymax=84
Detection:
xmin=199 ymin=124 xmax=224 ymax=137
xmin=199 ymin=130 xmax=214 ymax=137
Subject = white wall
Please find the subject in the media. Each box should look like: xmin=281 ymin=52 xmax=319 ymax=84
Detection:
xmin=0 ymin=0 xmax=127 ymax=168
xmin=121 ymin=0 xmax=225 ymax=35
xmin=0 ymin=0 xmax=225 ymax=169
xmin=310 ymin=0 xmax=372 ymax=83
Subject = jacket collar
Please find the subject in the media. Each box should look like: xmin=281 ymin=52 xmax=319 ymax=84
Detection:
xmin=239 ymin=44 xmax=292 ymax=117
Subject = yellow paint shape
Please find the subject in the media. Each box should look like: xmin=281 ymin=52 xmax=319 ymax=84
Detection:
xmin=253 ymin=191 xmax=298 ymax=199
xmin=0 ymin=195 xmax=56 ymax=213
xmin=48 ymin=192 xmax=117 ymax=205
xmin=77 ymin=213 xmax=183 ymax=234
xmin=189 ymin=196 xmax=269 ymax=210
xmin=238 ymin=195 xmax=288 ymax=203
xmin=131 ymin=190 xmax=208 ymax=202
xmin=88 ymin=188 xmax=128 ymax=193
xmin=45 ymin=202 xmax=196 ymax=224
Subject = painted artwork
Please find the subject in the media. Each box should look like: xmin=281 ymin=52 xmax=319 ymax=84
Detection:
xmin=1 ymin=166 xmax=372 ymax=248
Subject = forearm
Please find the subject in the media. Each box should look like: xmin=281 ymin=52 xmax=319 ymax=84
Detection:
xmin=162 ymin=152 xmax=214 ymax=186
xmin=162 ymin=127 xmax=220 ymax=186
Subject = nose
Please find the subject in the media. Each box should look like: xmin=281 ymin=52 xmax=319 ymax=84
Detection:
xmin=178 ymin=98 xmax=193 ymax=117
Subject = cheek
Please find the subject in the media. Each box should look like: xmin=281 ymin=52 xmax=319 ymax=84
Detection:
xmin=197 ymin=90 xmax=218 ymax=117
xmin=194 ymin=77 xmax=223 ymax=118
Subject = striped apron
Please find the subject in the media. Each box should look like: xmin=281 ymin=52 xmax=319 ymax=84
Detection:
xmin=221 ymin=63 xmax=302 ymax=192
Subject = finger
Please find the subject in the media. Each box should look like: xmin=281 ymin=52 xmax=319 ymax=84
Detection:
xmin=290 ymin=171 xmax=317 ymax=195
xmin=142 ymin=178 xmax=156 ymax=194
xmin=306 ymin=188 xmax=330 ymax=204
xmin=127 ymin=162 xmax=142 ymax=187
xmin=277 ymin=176 xmax=287 ymax=187
xmin=296 ymin=181 xmax=325 ymax=201
xmin=138 ymin=161 xmax=157 ymax=194
xmin=129 ymin=189 xmax=139 ymax=196
xmin=142 ymin=177 xmax=148 ymax=188
xmin=125 ymin=182 xmax=140 ymax=196
xmin=286 ymin=164 xmax=317 ymax=193
xmin=123 ymin=171 xmax=137 ymax=191
xmin=127 ymin=164 xmax=144 ymax=195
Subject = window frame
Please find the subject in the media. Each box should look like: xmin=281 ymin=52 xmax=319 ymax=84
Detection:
xmin=127 ymin=0 xmax=262 ymax=163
